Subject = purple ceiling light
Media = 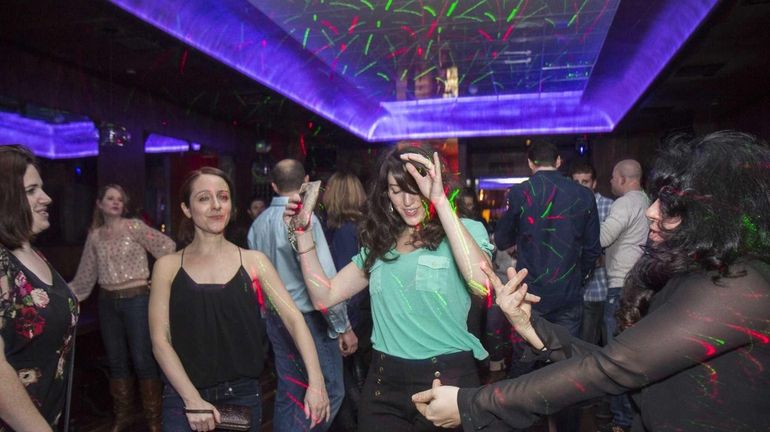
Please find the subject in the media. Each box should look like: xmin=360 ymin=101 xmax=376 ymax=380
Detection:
xmin=145 ymin=133 xmax=191 ymax=153
xmin=0 ymin=111 xmax=99 ymax=159
xmin=109 ymin=0 xmax=719 ymax=141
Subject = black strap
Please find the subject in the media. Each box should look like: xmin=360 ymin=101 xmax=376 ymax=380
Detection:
xmin=237 ymin=246 xmax=243 ymax=265
xmin=180 ymin=247 xmax=186 ymax=266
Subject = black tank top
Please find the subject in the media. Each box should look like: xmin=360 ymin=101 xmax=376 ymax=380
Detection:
xmin=169 ymin=247 xmax=265 ymax=388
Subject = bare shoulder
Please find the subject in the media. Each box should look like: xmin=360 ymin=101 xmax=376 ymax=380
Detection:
xmin=153 ymin=251 xmax=183 ymax=276
xmin=242 ymin=249 xmax=268 ymax=267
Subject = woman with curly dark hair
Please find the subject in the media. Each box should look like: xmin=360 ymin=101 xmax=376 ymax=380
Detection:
xmin=285 ymin=146 xmax=499 ymax=431
xmin=412 ymin=131 xmax=770 ymax=431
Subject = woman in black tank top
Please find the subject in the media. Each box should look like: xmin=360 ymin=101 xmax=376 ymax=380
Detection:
xmin=148 ymin=167 xmax=330 ymax=432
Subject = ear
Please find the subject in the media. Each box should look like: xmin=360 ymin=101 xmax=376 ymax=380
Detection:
xmin=180 ymin=202 xmax=192 ymax=219
xmin=271 ymin=182 xmax=280 ymax=194
xmin=303 ymin=175 xmax=309 ymax=183
xmin=527 ymin=159 xmax=536 ymax=172
xmin=554 ymin=156 xmax=562 ymax=169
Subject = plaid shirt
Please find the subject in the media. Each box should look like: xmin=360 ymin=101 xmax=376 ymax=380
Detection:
xmin=583 ymin=193 xmax=614 ymax=302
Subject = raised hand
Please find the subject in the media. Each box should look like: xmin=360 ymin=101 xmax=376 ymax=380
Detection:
xmin=480 ymin=265 xmax=539 ymax=331
xmin=401 ymin=151 xmax=445 ymax=204
xmin=282 ymin=193 xmax=305 ymax=229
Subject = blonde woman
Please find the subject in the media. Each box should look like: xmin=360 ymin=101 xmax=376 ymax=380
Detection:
xmin=70 ymin=184 xmax=174 ymax=432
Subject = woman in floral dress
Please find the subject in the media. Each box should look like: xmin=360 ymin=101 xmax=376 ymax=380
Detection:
xmin=0 ymin=145 xmax=79 ymax=431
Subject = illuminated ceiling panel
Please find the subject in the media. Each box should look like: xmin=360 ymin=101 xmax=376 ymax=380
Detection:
xmin=108 ymin=0 xmax=719 ymax=141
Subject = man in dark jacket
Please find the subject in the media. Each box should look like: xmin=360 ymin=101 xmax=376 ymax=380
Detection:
xmin=495 ymin=141 xmax=601 ymax=336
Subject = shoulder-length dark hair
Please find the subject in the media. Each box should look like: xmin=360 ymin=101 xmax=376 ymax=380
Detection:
xmin=358 ymin=146 xmax=454 ymax=274
xmin=0 ymin=145 xmax=38 ymax=249
xmin=91 ymin=184 xmax=130 ymax=230
xmin=618 ymin=131 xmax=770 ymax=330
xmin=322 ymin=172 xmax=366 ymax=230
xmin=177 ymin=166 xmax=234 ymax=246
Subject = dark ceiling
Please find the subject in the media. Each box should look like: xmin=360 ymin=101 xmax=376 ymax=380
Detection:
xmin=0 ymin=0 xmax=325 ymax=132
xmin=2 ymin=0 xmax=769 ymax=139
xmin=618 ymin=0 xmax=770 ymax=133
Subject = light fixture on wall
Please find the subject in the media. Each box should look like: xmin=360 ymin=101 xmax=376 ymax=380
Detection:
xmin=99 ymin=122 xmax=131 ymax=147
xmin=575 ymin=134 xmax=589 ymax=157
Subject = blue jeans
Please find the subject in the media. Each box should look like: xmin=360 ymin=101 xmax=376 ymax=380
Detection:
xmin=98 ymin=293 xmax=159 ymax=379
xmin=606 ymin=287 xmax=634 ymax=427
xmin=542 ymin=301 xmax=583 ymax=337
xmin=161 ymin=378 xmax=261 ymax=431
xmin=266 ymin=310 xmax=343 ymax=432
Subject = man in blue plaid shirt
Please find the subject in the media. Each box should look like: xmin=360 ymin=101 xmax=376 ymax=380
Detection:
xmin=570 ymin=161 xmax=613 ymax=346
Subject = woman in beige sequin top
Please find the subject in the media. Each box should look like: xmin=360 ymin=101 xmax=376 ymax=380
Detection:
xmin=69 ymin=184 xmax=175 ymax=432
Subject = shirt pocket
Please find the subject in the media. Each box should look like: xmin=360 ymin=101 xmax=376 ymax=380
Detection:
xmin=415 ymin=255 xmax=451 ymax=292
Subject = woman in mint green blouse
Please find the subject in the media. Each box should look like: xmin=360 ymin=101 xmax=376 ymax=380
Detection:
xmin=284 ymin=147 xmax=512 ymax=431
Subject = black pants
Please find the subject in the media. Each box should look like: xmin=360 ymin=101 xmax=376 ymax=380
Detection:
xmin=358 ymin=350 xmax=480 ymax=431
xmin=580 ymin=300 xmax=606 ymax=346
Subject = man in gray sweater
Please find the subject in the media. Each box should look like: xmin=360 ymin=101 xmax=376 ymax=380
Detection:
xmin=599 ymin=159 xmax=650 ymax=432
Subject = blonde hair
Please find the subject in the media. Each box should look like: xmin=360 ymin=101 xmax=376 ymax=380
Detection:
xmin=92 ymin=184 xmax=129 ymax=230
xmin=322 ymin=172 xmax=366 ymax=229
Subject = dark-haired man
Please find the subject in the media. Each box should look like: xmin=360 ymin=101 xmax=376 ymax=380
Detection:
xmin=569 ymin=161 xmax=613 ymax=346
xmin=494 ymin=142 xmax=601 ymax=432
xmin=248 ymin=159 xmax=355 ymax=431
xmin=495 ymin=142 xmax=601 ymax=336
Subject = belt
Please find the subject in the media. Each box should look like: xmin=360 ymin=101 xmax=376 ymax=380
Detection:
xmin=101 ymin=284 xmax=149 ymax=299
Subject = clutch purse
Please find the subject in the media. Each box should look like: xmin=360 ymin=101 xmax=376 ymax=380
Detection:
xmin=214 ymin=403 xmax=252 ymax=431
xmin=292 ymin=180 xmax=322 ymax=229
xmin=185 ymin=404 xmax=252 ymax=431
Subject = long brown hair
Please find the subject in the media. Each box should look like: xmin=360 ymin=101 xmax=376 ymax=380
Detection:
xmin=0 ymin=145 xmax=38 ymax=249
xmin=91 ymin=184 xmax=129 ymax=230
xmin=322 ymin=172 xmax=366 ymax=229
xmin=358 ymin=146 xmax=454 ymax=274
xmin=177 ymin=166 xmax=234 ymax=246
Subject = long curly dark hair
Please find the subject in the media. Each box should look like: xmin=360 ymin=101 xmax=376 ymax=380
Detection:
xmin=358 ymin=146 xmax=452 ymax=274
xmin=617 ymin=131 xmax=770 ymax=330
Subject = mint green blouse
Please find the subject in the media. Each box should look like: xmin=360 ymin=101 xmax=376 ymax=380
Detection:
xmin=352 ymin=218 xmax=493 ymax=360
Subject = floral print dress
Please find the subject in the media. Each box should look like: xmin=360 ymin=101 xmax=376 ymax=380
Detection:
xmin=0 ymin=247 xmax=79 ymax=431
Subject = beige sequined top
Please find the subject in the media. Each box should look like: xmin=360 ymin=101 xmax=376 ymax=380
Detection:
xmin=70 ymin=219 xmax=175 ymax=301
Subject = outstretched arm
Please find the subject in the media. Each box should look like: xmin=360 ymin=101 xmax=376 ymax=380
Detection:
xmin=248 ymin=251 xmax=330 ymax=426
xmin=69 ymin=232 xmax=99 ymax=302
xmin=129 ymin=219 xmax=176 ymax=258
xmin=432 ymin=263 xmax=770 ymax=430
xmin=284 ymin=201 xmax=370 ymax=310
xmin=309 ymin=218 xmax=352 ymax=337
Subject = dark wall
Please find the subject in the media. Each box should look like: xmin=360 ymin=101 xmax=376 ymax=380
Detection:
xmin=0 ymin=45 xmax=260 ymax=222
xmin=0 ymin=45 xmax=263 ymax=276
